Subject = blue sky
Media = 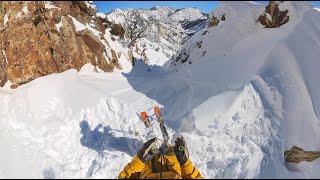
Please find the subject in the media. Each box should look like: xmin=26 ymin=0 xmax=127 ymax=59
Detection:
xmin=94 ymin=1 xmax=320 ymax=14
xmin=94 ymin=1 xmax=221 ymax=14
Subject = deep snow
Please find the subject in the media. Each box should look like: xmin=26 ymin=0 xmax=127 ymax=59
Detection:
xmin=1 ymin=1 xmax=320 ymax=179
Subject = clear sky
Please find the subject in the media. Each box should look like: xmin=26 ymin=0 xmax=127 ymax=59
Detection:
xmin=94 ymin=1 xmax=320 ymax=14
xmin=94 ymin=1 xmax=221 ymax=14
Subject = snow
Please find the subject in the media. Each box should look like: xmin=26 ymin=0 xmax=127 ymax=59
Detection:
xmin=67 ymin=15 xmax=101 ymax=36
xmin=85 ymin=23 xmax=100 ymax=37
xmin=44 ymin=1 xmax=59 ymax=9
xmin=85 ymin=1 xmax=97 ymax=11
xmin=1 ymin=1 xmax=320 ymax=179
xmin=2 ymin=50 xmax=8 ymax=64
xmin=101 ymin=30 xmax=132 ymax=73
xmin=107 ymin=6 xmax=208 ymax=66
xmin=0 ymin=80 xmax=13 ymax=93
xmin=68 ymin=15 xmax=87 ymax=32
xmin=96 ymin=12 xmax=106 ymax=19
xmin=15 ymin=12 xmax=23 ymax=19
xmin=22 ymin=5 xmax=29 ymax=15
xmin=3 ymin=14 xmax=8 ymax=25
xmin=169 ymin=7 xmax=207 ymax=22
xmin=106 ymin=12 xmax=126 ymax=24
xmin=168 ymin=1 xmax=320 ymax=176
xmin=55 ymin=18 xmax=63 ymax=32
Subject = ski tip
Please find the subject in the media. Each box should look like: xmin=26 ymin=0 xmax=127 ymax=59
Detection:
xmin=154 ymin=106 xmax=160 ymax=113
xmin=141 ymin=111 xmax=147 ymax=119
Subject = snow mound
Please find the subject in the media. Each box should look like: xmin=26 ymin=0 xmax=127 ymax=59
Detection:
xmin=0 ymin=70 xmax=148 ymax=178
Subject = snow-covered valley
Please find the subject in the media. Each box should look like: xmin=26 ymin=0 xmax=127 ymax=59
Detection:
xmin=1 ymin=1 xmax=320 ymax=179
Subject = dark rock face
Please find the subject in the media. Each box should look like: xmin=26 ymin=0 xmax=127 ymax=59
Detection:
xmin=208 ymin=14 xmax=219 ymax=27
xmin=221 ymin=14 xmax=226 ymax=21
xmin=258 ymin=1 xmax=289 ymax=28
xmin=182 ymin=18 xmax=208 ymax=37
xmin=0 ymin=1 xmax=121 ymax=88
xmin=110 ymin=24 xmax=125 ymax=38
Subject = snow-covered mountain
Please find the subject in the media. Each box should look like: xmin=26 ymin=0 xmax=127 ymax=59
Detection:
xmin=1 ymin=1 xmax=320 ymax=179
xmin=107 ymin=6 xmax=208 ymax=66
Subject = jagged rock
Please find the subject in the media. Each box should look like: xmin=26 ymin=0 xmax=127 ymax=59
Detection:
xmin=201 ymin=30 xmax=209 ymax=36
xmin=258 ymin=1 xmax=289 ymax=28
xmin=128 ymin=49 xmax=134 ymax=66
xmin=0 ymin=1 xmax=120 ymax=88
xmin=173 ymin=49 xmax=189 ymax=64
xmin=110 ymin=49 xmax=121 ymax=69
xmin=284 ymin=146 xmax=320 ymax=163
xmin=208 ymin=14 xmax=219 ymax=27
xmin=110 ymin=24 xmax=125 ymax=38
xmin=141 ymin=49 xmax=149 ymax=65
xmin=197 ymin=41 xmax=202 ymax=48
xmin=135 ymin=45 xmax=141 ymax=54
xmin=0 ymin=68 xmax=6 ymax=87
xmin=96 ymin=16 xmax=112 ymax=31
xmin=221 ymin=14 xmax=226 ymax=21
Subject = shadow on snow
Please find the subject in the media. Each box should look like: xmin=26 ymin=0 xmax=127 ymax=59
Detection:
xmin=79 ymin=120 xmax=142 ymax=156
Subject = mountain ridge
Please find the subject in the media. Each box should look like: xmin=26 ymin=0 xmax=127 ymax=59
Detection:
xmin=107 ymin=6 xmax=208 ymax=66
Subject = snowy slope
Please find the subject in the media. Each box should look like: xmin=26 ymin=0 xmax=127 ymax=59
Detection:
xmin=107 ymin=6 xmax=208 ymax=66
xmin=0 ymin=64 xmax=276 ymax=179
xmin=167 ymin=0 xmax=320 ymax=150
xmin=1 ymin=1 xmax=320 ymax=179
xmin=167 ymin=0 xmax=320 ymax=176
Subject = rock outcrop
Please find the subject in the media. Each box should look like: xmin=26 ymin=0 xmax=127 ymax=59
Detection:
xmin=208 ymin=14 xmax=219 ymax=27
xmin=0 ymin=1 xmax=121 ymax=88
xmin=284 ymin=146 xmax=320 ymax=163
xmin=109 ymin=23 xmax=125 ymax=38
xmin=258 ymin=1 xmax=289 ymax=28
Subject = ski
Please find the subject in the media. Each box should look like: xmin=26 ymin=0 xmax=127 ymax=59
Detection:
xmin=141 ymin=111 xmax=151 ymax=128
xmin=140 ymin=111 xmax=156 ymax=140
xmin=154 ymin=106 xmax=170 ymax=143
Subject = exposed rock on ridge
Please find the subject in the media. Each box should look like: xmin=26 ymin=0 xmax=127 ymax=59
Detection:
xmin=0 ymin=1 xmax=120 ymax=88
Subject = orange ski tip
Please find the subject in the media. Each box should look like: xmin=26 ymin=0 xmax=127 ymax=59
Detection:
xmin=154 ymin=106 xmax=160 ymax=112
xmin=141 ymin=111 xmax=147 ymax=118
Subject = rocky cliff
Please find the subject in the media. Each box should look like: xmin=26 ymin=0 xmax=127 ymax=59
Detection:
xmin=0 ymin=1 xmax=121 ymax=88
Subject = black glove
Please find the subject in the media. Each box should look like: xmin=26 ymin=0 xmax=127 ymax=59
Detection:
xmin=137 ymin=137 xmax=157 ymax=163
xmin=174 ymin=136 xmax=189 ymax=165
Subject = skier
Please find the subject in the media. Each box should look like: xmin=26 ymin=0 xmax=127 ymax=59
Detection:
xmin=118 ymin=136 xmax=204 ymax=179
